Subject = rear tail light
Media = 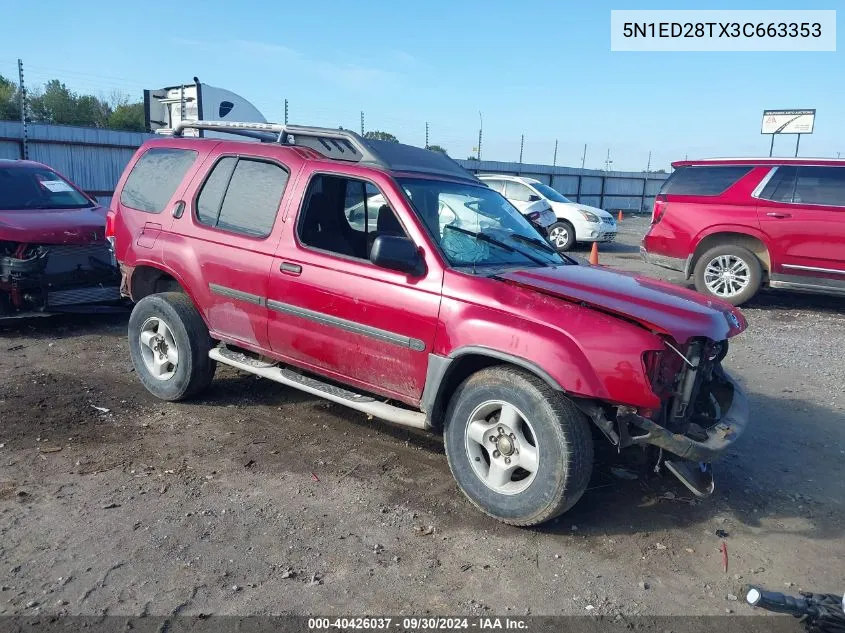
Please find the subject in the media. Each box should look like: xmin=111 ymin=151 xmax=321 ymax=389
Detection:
xmin=652 ymin=194 xmax=668 ymax=224
xmin=105 ymin=211 xmax=116 ymax=248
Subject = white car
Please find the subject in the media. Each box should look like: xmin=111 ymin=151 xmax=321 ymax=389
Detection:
xmin=479 ymin=175 xmax=617 ymax=251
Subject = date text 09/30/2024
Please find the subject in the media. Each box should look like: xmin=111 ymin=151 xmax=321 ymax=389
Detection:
xmin=308 ymin=617 xmax=529 ymax=630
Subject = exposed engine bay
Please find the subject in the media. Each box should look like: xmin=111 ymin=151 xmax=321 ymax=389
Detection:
xmin=0 ymin=240 xmax=121 ymax=316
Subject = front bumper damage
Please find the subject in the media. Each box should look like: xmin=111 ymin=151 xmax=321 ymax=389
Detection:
xmin=617 ymin=368 xmax=749 ymax=463
xmin=0 ymin=241 xmax=121 ymax=316
xmin=617 ymin=364 xmax=748 ymax=497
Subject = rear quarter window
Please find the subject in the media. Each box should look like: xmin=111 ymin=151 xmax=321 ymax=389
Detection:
xmin=120 ymin=147 xmax=198 ymax=213
xmin=661 ymin=166 xmax=753 ymax=196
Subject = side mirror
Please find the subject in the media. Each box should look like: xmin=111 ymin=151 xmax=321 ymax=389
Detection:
xmin=528 ymin=194 xmax=541 ymax=202
xmin=370 ymin=235 xmax=425 ymax=276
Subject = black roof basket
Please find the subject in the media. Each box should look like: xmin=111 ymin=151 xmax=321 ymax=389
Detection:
xmin=170 ymin=120 xmax=477 ymax=183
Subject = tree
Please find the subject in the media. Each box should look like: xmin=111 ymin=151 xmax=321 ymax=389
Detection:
xmin=0 ymin=75 xmax=19 ymax=121
xmin=108 ymin=102 xmax=145 ymax=131
xmin=364 ymin=130 xmax=399 ymax=143
xmin=426 ymin=144 xmax=448 ymax=155
xmin=466 ymin=155 xmax=478 ymax=161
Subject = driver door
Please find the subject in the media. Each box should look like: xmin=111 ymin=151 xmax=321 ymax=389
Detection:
xmin=266 ymin=169 xmax=443 ymax=404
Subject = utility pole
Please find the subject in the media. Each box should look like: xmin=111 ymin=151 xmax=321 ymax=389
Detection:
xmin=17 ymin=58 xmax=27 ymax=159
xmin=477 ymin=111 xmax=483 ymax=161
xmin=604 ymin=148 xmax=613 ymax=172
xmin=643 ymin=151 xmax=652 ymax=212
xmin=284 ymin=99 xmax=289 ymax=125
xmin=519 ymin=134 xmax=524 ymax=163
xmin=360 ymin=111 xmax=364 ymax=136
xmin=552 ymin=140 xmax=558 ymax=167
xmin=581 ymin=144 xmax=587 ymax=169
xmin=425 ymin=122 xmax=429 ymax=149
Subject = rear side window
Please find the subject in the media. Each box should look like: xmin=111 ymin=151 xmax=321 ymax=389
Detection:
xmin=759 ymin=166 xmax=797 ymax=202
xmin=759 ymin=166 xmax=845 ymax=206
xmin=504 ymin=180 xmax=535 ymax=202
xmin=793 ymin=166 xmax=845 ymax=207
xmin=195 ymin=157 xmax=288 ymax=237
xmin=661 ymin=166 xmax=753 ymax=196
xmin=120 ymin=147 xmax=197 ymax=213
xmin=483 ymin=179 xmax=506 ymax=194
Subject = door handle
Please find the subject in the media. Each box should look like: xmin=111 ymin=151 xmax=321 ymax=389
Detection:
xmin=280 ymin=262 xmax=302 ymax=275
xmin=766 ymin=212 xmax=791 ymax=219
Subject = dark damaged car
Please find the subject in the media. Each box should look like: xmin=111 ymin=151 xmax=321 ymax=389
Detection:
xmin=0 ymin=160 xmax=120 ymax=317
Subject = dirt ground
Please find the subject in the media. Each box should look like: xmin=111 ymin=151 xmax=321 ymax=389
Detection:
xmin=1 ymin=216 xmax=843 ymax=619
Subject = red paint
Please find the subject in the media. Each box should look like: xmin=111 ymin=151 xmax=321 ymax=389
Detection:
xmin=113 ymin=138 xmax=748 ymax=411
xmin=0 ymin=160 xmax=106 ymax=245
xmin=643 ymin=157 xmax=845 ymax=285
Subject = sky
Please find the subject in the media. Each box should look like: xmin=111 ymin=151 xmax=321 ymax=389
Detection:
xmin=1 ymin=0 xmax=842 ymax=171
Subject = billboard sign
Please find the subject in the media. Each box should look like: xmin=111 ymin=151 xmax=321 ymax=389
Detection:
xmin=761 ymin=109 xmax=816 ymax=135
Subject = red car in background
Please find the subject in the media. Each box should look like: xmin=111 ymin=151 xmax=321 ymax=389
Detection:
xmin=0 ymin=159 xmax=120 ymax=317
xmin=641 ymin=157 xmax=845 ymax=306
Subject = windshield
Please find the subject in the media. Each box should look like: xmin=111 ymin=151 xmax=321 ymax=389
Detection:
xmin=0 ymin=166 xmax=92 ymax=210
xmin=531 ymin=183 xmax=571 ymax=203
xmin=398 ymin=177 xmax=565 ymax=269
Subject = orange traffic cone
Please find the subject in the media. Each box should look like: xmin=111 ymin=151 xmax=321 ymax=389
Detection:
xmin=589 ymin=242 xmax=599 ymax=265
xmin=617 ymin=209 xmax=624 ymax=222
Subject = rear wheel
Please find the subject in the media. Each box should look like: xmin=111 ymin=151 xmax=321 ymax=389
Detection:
xmin=693 ymin=245 xmax=762 ymax=306
xmin=548 ymin=221 xmax=576 ymax=252
xmin=128 ymin=292 xmax=216 ymax=401
xmin=443 ymin=366 xmax=593 ymax=526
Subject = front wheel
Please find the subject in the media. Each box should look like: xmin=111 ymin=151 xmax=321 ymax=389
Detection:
xmin=547 ymin=221 xmax=576 ymax=252
xmin=443 ymin=366 xmax=594 ymax=526
xmin=693 ymin=245 xmax=762 ymax=306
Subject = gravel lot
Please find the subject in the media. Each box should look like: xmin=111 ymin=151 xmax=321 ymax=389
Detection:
xmin=1 ymin=216 xmax=843 ymax=620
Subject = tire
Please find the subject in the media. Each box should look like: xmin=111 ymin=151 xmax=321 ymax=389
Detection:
xmin=443 ymin=366 xmax=594 ymax=526
xmin=128 ymin=292 xmax=216 ymax=401
xmin=693 ymin=245 xmax=762 ymax=306
xmin=548 ymin=221 xmax=576 ymax=252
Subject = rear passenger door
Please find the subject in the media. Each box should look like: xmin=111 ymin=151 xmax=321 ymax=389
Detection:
xmin=756 ymin=165 xmax=845 ymax=278
xmin=165 ymin=148 xmax=297 ymax=350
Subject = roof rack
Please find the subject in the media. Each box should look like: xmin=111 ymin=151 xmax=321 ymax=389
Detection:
xmin=171 ymin=120 xmax=385 ymax=165
xmin=170 ymin=120 xmax=478 ymax=183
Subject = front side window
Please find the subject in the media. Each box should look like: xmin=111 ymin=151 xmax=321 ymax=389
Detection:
xmin=0 ymin=166 xmax=92 ymax=210
xmin=532 ymin=183 xmax=572 ymax=203
xmin=298 ymin=174 xmax=407 ymax=260
xmin=195 ymin=157 xmax=288 ymax=237
xmin=398 ymin=178 xmax=564 ymax=269
xmin=120 ymin=147 xmax=197 ymax=213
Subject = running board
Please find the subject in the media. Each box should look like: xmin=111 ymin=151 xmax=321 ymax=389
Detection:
xmin=209 ymin=347 xmax=428 ymax=430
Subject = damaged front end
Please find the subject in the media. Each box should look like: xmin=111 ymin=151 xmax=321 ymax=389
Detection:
xmin=0 ymin=240 xmax=121 ymax=316
xmin=582 ymin=338 xmax=749 ymax=497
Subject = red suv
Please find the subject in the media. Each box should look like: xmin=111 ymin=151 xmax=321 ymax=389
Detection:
xmin=110 ymin=121 xmax=749 ymax=526
xmin=642 ymin=158 xmax=845 ymax=306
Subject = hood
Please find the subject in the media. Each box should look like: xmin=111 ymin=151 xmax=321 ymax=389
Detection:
xmin=549 ymin=201 xmax=613 ymax=219
xmin=577 ymin=204 xmax=613 ymax=219
xmin=497 ymin=264 xmax=746 ymax=343
xmin=0 ymin=205 xmax=107 ymax=245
